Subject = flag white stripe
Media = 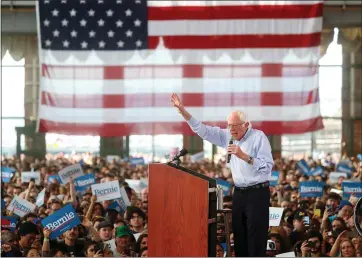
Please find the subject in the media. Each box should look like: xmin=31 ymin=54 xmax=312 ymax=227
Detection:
xmin=148 ymin=1 xmax=323 ymax=7
xmin=41 ymin=76 xmax=319 ymax=95
xmin=39 ymin=104 xmax=321 ymax=123
xmin=149 ymin=18 xmax=322 ymax=36
xmin=40 ymin=47 xmax=320 ymax=66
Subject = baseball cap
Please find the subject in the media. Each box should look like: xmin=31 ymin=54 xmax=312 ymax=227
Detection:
xmin=115 ymin=225 xmax=132 ymax=238
xmin=293 ymin=210 xmax=307 ymax=221
xmin=97 ymin=220 xmax=114 ymax=230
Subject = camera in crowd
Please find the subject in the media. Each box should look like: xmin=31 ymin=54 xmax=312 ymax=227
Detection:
xmin=266 ymin=240 xmax=276 ymax=251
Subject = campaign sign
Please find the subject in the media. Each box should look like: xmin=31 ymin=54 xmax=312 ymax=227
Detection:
xmin=21 ymin=171 xmax=41 ymax=185
xmin=108 ymin=199 xmax=126 ymax=214
xmin=296 ymin=160 xmax=310 ymax=175
xmin=336 ymin=163 xmax=353 ymax=176
xmin=41 ymin=204 xmax=81 ymax=239
xmin=190 ymin=151 xmax=204 ymax=162
xmin=58 ymin=163 xmax=84 ymax=185
xmin=7 ymin=195 xmax=36 ymax=217
xmin=1 ymin=167 xmax=14 ymax=183
xmin=117 ymin=187 xmax=131 ymax=211
xmin=1 ymin=216 xmax=18 ymax=232
xmin=270 ymin=171 xmax=280 ymax=186
xmin=1 ymin=199 xmax=5 ymax=211
xmin=36 ymin=189 xmax=46 ymax=207
xmin=91 ymin=181 xmax=122 ymax=202
xmin=269 ymin=207 xmax=284 ymax=226
xmin=310 ymin=166 xmax=323 ymax=177
xmin=74 ymin=173 xmax=96 ymax=192
xmin=216 ymin=178 xmax=232 ymax=196
xmin=342 ymin=182 xmax=362 ymax=199
xmin=299 ymin=181 xmax=324 ymax=198
xmin=125 ymin=179 xmax=148 ymax=194
xmin=130 ymin=157 xmax=145 ymax=166
xmin=329 ymin=172 xmax=347 ymax=184
xmin=48 ymin=175 xmax=62 ymax=184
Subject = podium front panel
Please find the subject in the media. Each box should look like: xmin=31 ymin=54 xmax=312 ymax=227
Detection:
xmin=148 ymin=163 xmax=209 ymax=257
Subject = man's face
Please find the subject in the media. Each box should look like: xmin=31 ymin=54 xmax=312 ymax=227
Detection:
xmin=116 ymin=236 xmax=130 ymax=249
xmin=332 ymin=219 xmax=343 ymax=231
xmin=308 ymin=237 xmax=321 ymax=253
xmin=13 ymin=187 xmax=21 ymax=196
xmin=99 ymin=227 xmax=113 ymax=241
xmin=6 ymin=187 xmax=14 ymax=196
xmin=20 ymin=233 xmax=37 ymax=248
xmin=64 ymin=227 xmax=79 ymax=241
xmin=293 ymin=219 xmax=304 ymax=231
xmin=227 ymin=112 xmax=248 ymax=140
xmin=327 ymin=198 xmax=339 ymax=209
xmin=338 ymin=205 xmax=353 ymax=220
xmin=130 ymin=213 xmax=144 ymax=228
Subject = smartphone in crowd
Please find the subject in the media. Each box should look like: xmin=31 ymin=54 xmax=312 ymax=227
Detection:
xmin=303 ymin=216 xmax=310 ymax=227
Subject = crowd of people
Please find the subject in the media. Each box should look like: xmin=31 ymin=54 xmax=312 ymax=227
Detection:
xmin=1 ymin=152 xmax=361 ymax=257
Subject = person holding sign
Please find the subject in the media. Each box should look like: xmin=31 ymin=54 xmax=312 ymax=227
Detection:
xmin=171 ymin=93 xmax=274 ymax=257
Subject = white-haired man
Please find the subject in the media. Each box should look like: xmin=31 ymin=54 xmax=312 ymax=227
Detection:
xmin=171 ymin=93 xmax=274 ymax=257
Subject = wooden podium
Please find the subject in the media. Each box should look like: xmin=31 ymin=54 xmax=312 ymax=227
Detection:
xmin=148 ymin=163 xmax=217 ymax=257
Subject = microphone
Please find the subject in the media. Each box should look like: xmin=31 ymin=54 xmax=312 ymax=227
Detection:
xmin=172 ymin=148 xmax=188 ymax=161
xmin=227 ymin=139 xmax=233 ymax=163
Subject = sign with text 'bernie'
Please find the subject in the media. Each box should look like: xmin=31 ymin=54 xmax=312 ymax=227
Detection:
xmin=21 ymin=171 xmax=41 ymax=185
xmin=74 ymin=173 xmax=96 ymax=192
xmin=336 ymin=163 xmax=353 ymax=176
xmin=296 ymin=160 xmax=310 ymax=176
xmin=41 ymin=204 xmax=81 ymax=239
xmin=58 ymin=163 xmax=84 ymax=185
xmin=91 ymin=180 xmax=122 ymax=202
xmin=7 ymin=195 xmax=36 ymax=217
xmin=1 ymin=216 xmax=18 ymax=232
xmin=310 ymin=166 xmax=323 ymax=177
xmin=342 ymin=182 xmax=362 ymax=199
xmin=1 ymin=167 xmax=14 ymax=183
xmin=269 ymin=207 xmax=284 ymax=227
xmin=36 ymin=189 xmax=46 ymax=207
xmin=299 ymin=181 xmax=324 ymax=198
xmin=130 ymin=157 xmax=145 ymax=166
xmin=48 ymin=174 xmax=62 ymax=184
xmin=270 ymin=171 xmax=280 ymax=186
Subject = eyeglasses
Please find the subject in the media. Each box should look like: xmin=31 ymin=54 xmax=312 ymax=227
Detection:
xmin=131 ymin=216 xmax=142 ymax=220
xmin=227 ymin=123 xmax=244 ymax=129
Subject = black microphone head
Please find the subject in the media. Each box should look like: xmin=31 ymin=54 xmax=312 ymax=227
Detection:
xmin=229 ymin=140 xmax=233 ymax=144
xmin=179 ymin=148 xmax=188 ymax=156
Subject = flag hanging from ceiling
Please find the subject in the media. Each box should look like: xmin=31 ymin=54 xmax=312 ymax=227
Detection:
xmin=36 ymin=0 xmax=324 ymax=136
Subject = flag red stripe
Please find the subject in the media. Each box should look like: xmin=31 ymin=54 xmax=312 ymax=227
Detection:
xmin=39 ymin=117 xmax=324 ymax=136
xmin=148 ymin=3 xmax=324 ymax=20
xmin=147 ymin=33 xmax=321 ymax=49
xmin=41 ymin=64 xmax=318 ymax=79
xmin=41 ymin=90 xmax=319 ymax=108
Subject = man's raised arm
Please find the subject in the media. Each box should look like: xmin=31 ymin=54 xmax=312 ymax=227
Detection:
xmin=171 ymin=93 xmax=228 ymax=148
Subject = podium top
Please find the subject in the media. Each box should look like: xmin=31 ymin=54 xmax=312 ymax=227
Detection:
xmin=150 ymin=162 xmax=217 ymax=185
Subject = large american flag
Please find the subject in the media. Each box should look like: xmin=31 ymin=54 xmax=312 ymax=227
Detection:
xmin=36 ymin=0 xmax=324 ymax=136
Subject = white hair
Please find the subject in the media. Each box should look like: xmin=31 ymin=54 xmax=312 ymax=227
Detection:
xmin=227 ymin=111 xmax=252 ymax=129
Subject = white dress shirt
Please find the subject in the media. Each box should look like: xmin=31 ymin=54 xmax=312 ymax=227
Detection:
xmin=187 ymin=117 xmax=274 ymax=187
